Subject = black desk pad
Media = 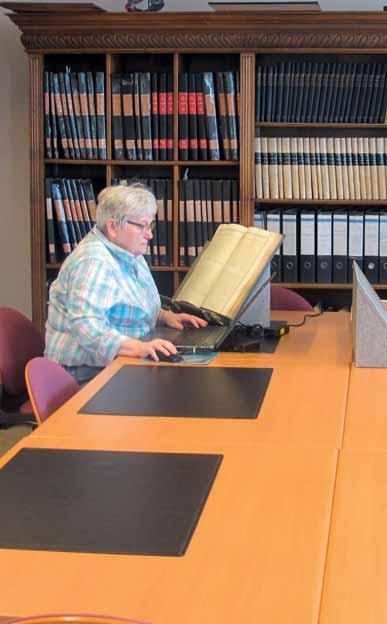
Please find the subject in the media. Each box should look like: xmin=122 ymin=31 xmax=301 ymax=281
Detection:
xmin=79 ymin=366 xmax=273 ymax=419
xmin=0 ymin=448 xmax=222 ymax=556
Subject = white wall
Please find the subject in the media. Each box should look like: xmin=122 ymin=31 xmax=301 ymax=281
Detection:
xmin=0 ymin=0 xmax=383 ymax=317
xmin=0 ymin=9 xmax=30 ymax=316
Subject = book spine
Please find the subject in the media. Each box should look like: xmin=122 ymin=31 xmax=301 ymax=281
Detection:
xmin=200 ymin=178 xmax=209 ymax=244
xmin=59 ymin=72 xmax=75 ymax=159
xmin=166 ymin=73 xmax=174 ymax=161
xmin=59 ymin=178 xmax=78 ymax=248
xmin=193 ymin=179 xmax=204 ymax=256
xmin=276 ymin=62 xmax=285 ymax=122
xmin=95 ymin=72 xmax=107 ymax=160
xmin=111 ymin=74 xmax=125 ymax=160
xmin=185 ymin=179 xmax=197 ymax=265
xmin=133 ymin=73 xmax=144 ymax=160
xmin=45 ymin=177 xmax=57 ymax=262
xmin=195 ymin=74 xmax=208 ymax=161
xmin=333 ymin=137 xmax=344 ymax=200
xmin=363 ymin=137 xmax=372 ymax=200
xmin=339 ymin=137 xmax=349 ymax=200
xmin=166 ymin=179 xmax=173 ymax=265
xmin=290 ymin=137 xmax=300 ymax=199
xmin=63 ymin=71 xmax=81 ymax=160
xmin=212 ymin=179 xmax=223 ymax=234
xmin=346 ymin=137 xmax=355 ymax=200
xmin=121 ymin=73 xmax=137 ymax=161
xmin=43 ymin=71 xmax=52 ymax=159
xmin=178 ymin=72 xmax=189 ymax=161
xmin=64 ymin=178 xmax=82 ymax=242
xmin=297 ymin=136 xmax=306 ymax=200
xmin=83 ymin=179 xmax=97 ymax=226
xmin=255 ymin=135 xmax=263 ymax=199
xmin=151 ymin=73 xmax=159 ymax=161
xmin=215 ymin=72 xmax=229 ymax=161
xmin=282 ymin=137 xmax=292 ymax=199
xmin=78 ymin=72 xmax=93 ymax=160
xmin=155 ymin=179 xmax=168 ymax=266
xmin=261 ymin=136 xmax=270 ymax=199
xmin=203 ymin=72 xmax=220 ymax=160
xmin=52 ymin=72 xmax=69 ymax=159
xmin=86 ymin=71 xmax=99 ymax=159
xmin=76 ymin=179 xmax=92 ymax=232
xmin=70 ymin=73 xmax=86 ymax=159
xmin=350 ymin=64 xmax=364 ymax=123
xmin=326 ymin=137 xmax=336 ymax=199
xmin=69 ymin=178 xmax=87 ymax=238
xmin=224 ymin=71 xmax=239 ymax=161
xmin=139 ymin=72 xmax=153 ymax=161
xmin=48 ymin=72 xmax=59 ymax=158
xmin=268 ymin=137 xmax=279 ymax=199
xmin=376 ymin=137 xmax=387 ymax=200
xmin=179 ymin=180 xmax=187 ymax=266
xmin=188 ymin=73 xmax=199 ymax=161
xmin=303 ymin=137 xmax=313 ymax=200
xmin=148 ymin=179 xmax=159 ymax=265
xmin=158 ymin=73 xmax=167 ymax=161
xmin=51 ymin=179 xmax=72 ymax=256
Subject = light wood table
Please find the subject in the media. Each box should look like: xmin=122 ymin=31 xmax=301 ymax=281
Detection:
xmin=31 ymin=357 xmax=349 ymax=449
xmin=0 ymin=437 xmax=338 ymax=624
xmin=319 ymin=449 xmax=387 ymax=624
xmin=252 ymin=310 xmax=352 ymax=366
xmin=342 ymin=364 xmax=387 ymax=451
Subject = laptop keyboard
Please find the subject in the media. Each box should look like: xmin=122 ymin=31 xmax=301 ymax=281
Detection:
xmin=173 ymin=326 xmax=228 ymax=347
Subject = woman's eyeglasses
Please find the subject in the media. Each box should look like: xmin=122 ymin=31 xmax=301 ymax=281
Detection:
xmin=122 ymin=218 xmax=156 ymax=233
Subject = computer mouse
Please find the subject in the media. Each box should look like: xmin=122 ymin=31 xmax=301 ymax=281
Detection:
xmin=147 ymin=352 xmax=184 ymax=363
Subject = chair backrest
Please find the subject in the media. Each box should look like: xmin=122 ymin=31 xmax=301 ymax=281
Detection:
xmin=0 ymin=307 xmax=45 ymax=396
xmin=270 ymin=286 xmax=313 ymax=311
xmin=25 ymin=357 xmax=80 ymax=424
xmin=6 ymin=615 xmax=149 ymax=624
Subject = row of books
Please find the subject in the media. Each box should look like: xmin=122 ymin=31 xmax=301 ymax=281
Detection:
xmin=44 ymin=71 xmax=106 ymax=160
xmin=112 ymin=178 xmax=173 ymax=267
xmin=178 ymin=72 xmax=239 ymax=161
xmin=255 ymin=136 xmax=387 ymax=200
xmin=179 ymin=178 xmax=240 ymax=266
xmin=112 ymin=73 xmax=173 ymax=161
xmin=45 ymin=178 xmax=97 ymax=263
xmin=255 ymin=61 xmax=387 ymax=123
xmin=112 ymin=71 xmax=240 ymax=161
xmin=254 ymin=207 xmax=387 ymax=284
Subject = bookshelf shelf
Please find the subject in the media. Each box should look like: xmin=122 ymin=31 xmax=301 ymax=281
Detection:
xmin=279 ymin=283 xmax=387 ymax=290
xmin=256 ymin=123 xmax=387 ymax=128
xmin=45 ymin=159 xmax=239 ymax=166
xmin=3 ymin=7 xmax=387 ymax=328
xmin=255 ymin=199 xmax=387 ymax=205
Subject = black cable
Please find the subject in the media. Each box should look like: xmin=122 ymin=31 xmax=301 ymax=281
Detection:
xmin=286 ymin=308 xmax=323 ymax=327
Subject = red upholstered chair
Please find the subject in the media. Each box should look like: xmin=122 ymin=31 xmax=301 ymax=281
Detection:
xmin=6 ymin=615 xmax=149 ymax=624
xmin=270 ymin=285 xmax=313 ymax=311
xmin=25 ymin=357 xmax=80 ymax=425
xmin=0 ymin=307 xmax=45 ymax=427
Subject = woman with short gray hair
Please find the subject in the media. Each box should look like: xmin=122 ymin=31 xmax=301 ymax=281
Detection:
xmin=45 ymin=183 xmax=206 ymax=386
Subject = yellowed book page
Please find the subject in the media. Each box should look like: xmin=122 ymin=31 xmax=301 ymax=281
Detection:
xmin=202 ymin=226 xmax=282 ymax=317
xmin=174 ymin=223 xmax=246 ymax=308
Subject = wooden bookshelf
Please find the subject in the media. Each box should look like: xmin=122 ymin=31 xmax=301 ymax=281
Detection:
xmin=2 ymin=7 xmax=387 ymax=330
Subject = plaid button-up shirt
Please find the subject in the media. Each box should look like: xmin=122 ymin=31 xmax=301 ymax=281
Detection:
xmin=45 ymin=227 xmax=161 ymax=367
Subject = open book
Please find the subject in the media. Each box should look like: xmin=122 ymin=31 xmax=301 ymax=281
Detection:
xmin=172 ymin=224 xmax=283 ymax=320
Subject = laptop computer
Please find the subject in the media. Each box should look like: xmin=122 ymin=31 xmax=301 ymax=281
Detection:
xmin=143 ymin=282 xmax=267 ymax=354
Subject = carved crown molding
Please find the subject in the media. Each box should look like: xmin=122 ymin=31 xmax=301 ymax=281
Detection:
xmin=20 ymin=29 xmax=387 ymax=51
